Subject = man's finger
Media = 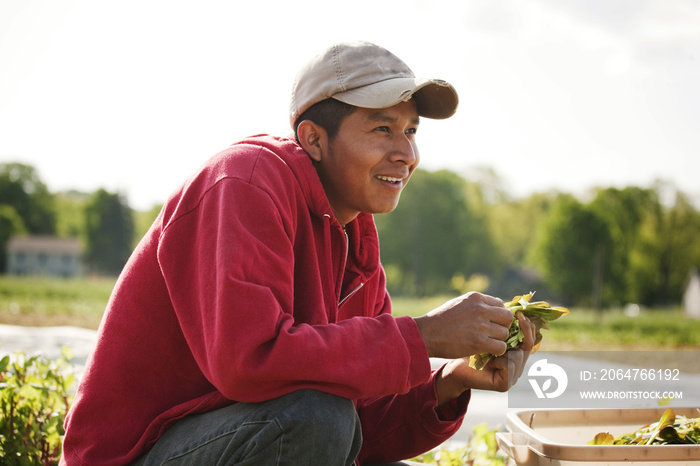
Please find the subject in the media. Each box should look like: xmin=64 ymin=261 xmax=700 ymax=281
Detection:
xmin=490 ymin=306 xmax=515 ymax=328
xmin=480 ymin=294 xmax=505 ymax=308
xmin=512 ymin=350 xmax=526 ymax=380
xmin=516 ymin=312 xmax=536 ymax=351
xmin=489 ymin=321 xmax=510 ymax=342
xmin=505 ymin=350 xmax=527 ymax=388
xmin=491 ymin=340 xmax=508 ymax=357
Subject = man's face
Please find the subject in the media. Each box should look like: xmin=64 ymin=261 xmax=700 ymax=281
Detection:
xmin=315 ymin=100 xmax=420 ymax=225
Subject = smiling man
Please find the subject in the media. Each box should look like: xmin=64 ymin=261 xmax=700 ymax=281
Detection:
xmin=61 ymin=41 xmax=535 ymax=466
xmin=299 ymin=101 xmax=420 ymax=225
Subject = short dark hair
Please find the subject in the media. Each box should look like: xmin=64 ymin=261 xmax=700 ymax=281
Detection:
xmin=294 ymin=98 xmax=356 ymax=142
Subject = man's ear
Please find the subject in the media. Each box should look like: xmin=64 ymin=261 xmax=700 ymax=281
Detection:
xmin=296 ymin=120 xmax=327 ymax=163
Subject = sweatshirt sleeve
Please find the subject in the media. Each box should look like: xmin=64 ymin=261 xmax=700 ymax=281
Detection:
xmin=156 ymin=173 xmax=431 ymax=403
xmin=356 ymin=367 xmax=471 ymax=464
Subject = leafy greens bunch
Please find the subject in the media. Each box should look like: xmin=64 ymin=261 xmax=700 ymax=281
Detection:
xmin=589 ymin=408 xmax=700 ymax=445
xmin=469 ymin=292 xmax=569 ymax=370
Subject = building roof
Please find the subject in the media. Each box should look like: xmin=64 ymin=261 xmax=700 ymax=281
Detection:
xmin=6 ymin=236 xmax=83 ymax=255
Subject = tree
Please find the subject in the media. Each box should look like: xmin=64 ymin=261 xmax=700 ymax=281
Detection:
xmin=661 ymin=192 xmax=700 ymax=303
xmin=55 ymin=191 xmax=91 ymax=239
xmin=0 ymin=205 xmax=27 ymax=272
xmin=530 ymin=195 xmax=613 ymax=307
xmin=588 ymin=187 xmax=658 ymax=304
xmin=628 ymin=188 xmax=700 ymax=305
xmin=488 ymin=191 xmax=558 ymax=268
xmin=84 ymin=189 xmax=134 ymax=275
xmin=375 ymin=169 xmax=499 ymax=296
xmin=0 ymin=163 xmax=56 ymax=234
xmin=0 ymin=163 xmax=56 ymax=272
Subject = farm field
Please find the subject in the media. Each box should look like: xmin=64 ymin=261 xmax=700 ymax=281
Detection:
xmin=1 ymin=277 xmax=700 ymax=349
xmin=2 ymin=277 xmax=698 ymax=465
xmin=391 ymin=296 xmax=700 ymax=350
xmin=0 ymin=276 xmax=115 ymax=329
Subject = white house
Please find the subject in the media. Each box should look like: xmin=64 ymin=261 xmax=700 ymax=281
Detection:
xmin=6 ymin=236 xmax=84 ymax=277
xmin=683 ymin=268 xmax=700 ymax=319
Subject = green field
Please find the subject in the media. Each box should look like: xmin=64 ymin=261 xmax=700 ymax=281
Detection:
xmin=0 ymin=276 xmax=116 ymax=329
xmin=1 ymin=277 xmax=700 ymax=349
xmin=390 ymin=296 xmax=700 ymax=350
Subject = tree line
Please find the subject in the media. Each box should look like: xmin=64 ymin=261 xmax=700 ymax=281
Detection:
xmin=2 ymin=162 xmax=699 ymax=308
xmin=0 ymin=163 xmax=138 ymax=275
xmin=376 ymin=168 xmax=700 ymax=309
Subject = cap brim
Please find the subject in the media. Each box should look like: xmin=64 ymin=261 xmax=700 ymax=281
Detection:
xmin=332 ymin=77 xmax=458 ymax=119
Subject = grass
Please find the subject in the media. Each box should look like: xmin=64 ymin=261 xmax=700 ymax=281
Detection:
xmin=390 ymin=295 xmax=700 ymax=350
xmin=0 ymin=276 xmax=115 ymax=329
xmin=544 ymin=307 xmax=700 ymax=349
xmin=1 ymin=277 xmax=700 ymax=350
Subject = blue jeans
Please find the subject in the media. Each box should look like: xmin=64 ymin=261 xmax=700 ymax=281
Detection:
xmin=132 ymin=389 xmax=363 ymax=465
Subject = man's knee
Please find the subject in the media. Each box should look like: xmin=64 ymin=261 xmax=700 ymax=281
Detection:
xmin=276 ymin=389 xmax=362 ymax=461
xmin=134 ymin=389 xmax=362 ymax=465
xmin=280 ymin=389 xmax=361 ymax=441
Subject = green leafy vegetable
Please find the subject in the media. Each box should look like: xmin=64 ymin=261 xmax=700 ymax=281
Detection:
xmin=469 ymin=292 xmax=569 ymax=370
xmin=589 ymin=408 xmax=700 ymax=445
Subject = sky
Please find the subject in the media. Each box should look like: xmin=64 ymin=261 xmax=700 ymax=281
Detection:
xmin=1 ymin=0 xmax=699 ymax=210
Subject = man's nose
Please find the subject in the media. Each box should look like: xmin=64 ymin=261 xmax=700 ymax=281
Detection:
xmin=390 ymin=135 xmax=419 ymax=166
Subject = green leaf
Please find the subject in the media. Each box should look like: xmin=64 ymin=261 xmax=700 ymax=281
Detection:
xmin=0 ymin=355 xmax=10 ymax=373
xmin=646 ymin=408 xmax=676 ymax=445
xmin=470 ymin=291 xmax=570 ymax=370
xmin=588 ymin=432 xmax=614 ymax=445
xmin=0 ymin=349 xmax=78 ymax=464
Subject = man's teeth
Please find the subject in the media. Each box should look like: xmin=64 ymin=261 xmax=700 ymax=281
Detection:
xmin=376 ymin=176 xmax=401 ymax=183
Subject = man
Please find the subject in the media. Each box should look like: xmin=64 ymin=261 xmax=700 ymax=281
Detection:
xmin=61 ymin=41 xmax=535 ymax=465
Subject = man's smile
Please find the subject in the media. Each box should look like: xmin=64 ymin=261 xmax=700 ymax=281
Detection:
xmin=375 ymin=175 xmax=403 ymax=184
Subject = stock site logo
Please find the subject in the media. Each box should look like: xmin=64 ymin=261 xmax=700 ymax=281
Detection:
xmin=528 ymin=359 xmax=568 ymax=399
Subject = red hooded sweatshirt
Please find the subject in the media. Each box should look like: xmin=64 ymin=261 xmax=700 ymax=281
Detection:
xmin=61 ymin=135 xmax=468 ymax=465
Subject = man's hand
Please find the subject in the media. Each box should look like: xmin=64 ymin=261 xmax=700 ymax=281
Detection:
xmin=414 ymin=292 xmax=514 ymax=360
xmin=434 ymin=312 xmax=536 ymax=407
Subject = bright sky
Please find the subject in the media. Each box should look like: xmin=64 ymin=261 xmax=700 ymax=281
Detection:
xmin=2 ymin=0 xmax=699 ymax=210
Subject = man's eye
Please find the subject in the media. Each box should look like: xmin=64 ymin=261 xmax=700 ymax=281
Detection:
xmin=375 ymin=126 xmax=390 ymax=133
xmin=406 ymin=128 xmax=418 ymax=135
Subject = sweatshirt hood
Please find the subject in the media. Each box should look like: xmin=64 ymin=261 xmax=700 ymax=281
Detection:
xmin=235 ymin=134 xmax=380 ymax=280
xmin=237 ymin=134 xmax=332 ymax=220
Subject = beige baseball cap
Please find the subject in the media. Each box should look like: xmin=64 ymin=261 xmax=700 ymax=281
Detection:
xmin=290 ymin=41 xmax=459 ymax=128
